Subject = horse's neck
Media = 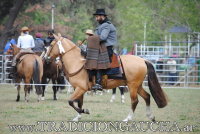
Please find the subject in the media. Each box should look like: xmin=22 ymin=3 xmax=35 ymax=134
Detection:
xmin=61 ymin=47 xmax=85 ymax=73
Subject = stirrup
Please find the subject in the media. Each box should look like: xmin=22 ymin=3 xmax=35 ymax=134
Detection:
xmin=92 ymin=84 xmax=103 ymax=91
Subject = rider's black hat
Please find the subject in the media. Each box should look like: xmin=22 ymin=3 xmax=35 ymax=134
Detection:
xmin=93 ymin=9 xmax=107 ymax=16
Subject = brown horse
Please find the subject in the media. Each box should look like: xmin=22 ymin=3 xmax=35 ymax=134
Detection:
xmin=41 ymin=58 xmax=66 ymax=100
xmin=11 ymin=45 xmax=43 ymax=102
xmin=45 ymin=34 xmax=168 ymax=121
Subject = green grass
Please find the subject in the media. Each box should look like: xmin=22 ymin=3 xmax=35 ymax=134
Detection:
xmin=0 ymin=85 xmax=199 ymax=134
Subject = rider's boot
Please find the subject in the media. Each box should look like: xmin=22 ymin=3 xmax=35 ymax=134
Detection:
xmin=92 ymin=70 xmax=103 ymax=91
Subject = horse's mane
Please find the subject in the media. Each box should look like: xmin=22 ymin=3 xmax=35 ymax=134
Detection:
xmin=63 ymin=37 xmax=81 ymax=51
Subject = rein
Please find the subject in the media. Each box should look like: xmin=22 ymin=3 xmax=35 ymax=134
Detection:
xmin=64 ymin=64 xmax=85 ymax=77
xmin=62 ymin=45 xmax=76 ymax=55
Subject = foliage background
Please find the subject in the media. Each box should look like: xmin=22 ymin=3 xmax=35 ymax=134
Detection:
xmin=0 ymin=0 xmax=199 ymax=50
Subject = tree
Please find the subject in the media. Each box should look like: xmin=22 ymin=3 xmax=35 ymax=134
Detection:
xmin=0 ymin=0 xmax=25 ymax=51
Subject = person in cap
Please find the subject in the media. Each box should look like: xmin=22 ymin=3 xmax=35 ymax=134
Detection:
xmin=85 ymin=29 xmax=94 ymax=36
xmin=78 ymin=29 xmax=94 ymax=52
xmin=32 ymin=32 xmax=45 ymax=55
xmin=9 ymin=26 xmax=35 ymax=79
xmin=85 ymin=9 xmax=117 ymax=91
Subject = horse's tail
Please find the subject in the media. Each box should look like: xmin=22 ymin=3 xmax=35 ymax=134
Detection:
xmin=33 ymin=59 xmax=42 ymax=95
xmin=145 ymin=60 xmax=168 ymax=108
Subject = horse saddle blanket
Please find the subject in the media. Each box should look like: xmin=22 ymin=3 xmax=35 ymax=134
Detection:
xmin=106 ymin=53 xmax=124 ymax=76
xmin=101 ymin=55 xmax=126 ymax=87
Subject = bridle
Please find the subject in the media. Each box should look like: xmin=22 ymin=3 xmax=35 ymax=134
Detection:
xmin=46 ymin=37 xmax=76 ymax=59
xmin=46 ymin=37 xmax=84 ymax=77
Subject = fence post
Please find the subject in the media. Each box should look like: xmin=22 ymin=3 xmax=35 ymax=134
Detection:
xmin=135 ymin=44 xmax=138 ymax=56
xmin=188 ymin=34 xmax=190 ymax=56
xmin=0 ymin=55 xmax=3 ymax=83
xmin=198 ymin=33 xmax=200 ymax=57
xmin=169 ymin=34 xmax=172 ymax=56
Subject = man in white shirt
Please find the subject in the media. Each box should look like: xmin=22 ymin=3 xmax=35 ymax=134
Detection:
xmin=9 ymin=26 xmax=35 ymax=78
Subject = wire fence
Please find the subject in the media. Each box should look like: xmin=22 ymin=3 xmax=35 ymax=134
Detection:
xmin=0 ymin=55 xmax=200 ymax=89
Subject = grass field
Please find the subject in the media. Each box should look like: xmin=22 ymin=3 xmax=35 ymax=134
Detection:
xmin=0 ymin=84 xmax=199 ymax=134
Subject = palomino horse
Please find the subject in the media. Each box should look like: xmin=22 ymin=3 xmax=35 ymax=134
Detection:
xmin=45 ymin=34 xmax=168 ymax=121
xmin=11 ymin=45 xmax=43 ymax=102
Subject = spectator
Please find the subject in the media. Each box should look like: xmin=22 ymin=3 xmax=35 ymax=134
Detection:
xmin=120 ymin=48 xmax=128 ymax=55
xmin=167 ymin=58 xmax=177 ymax=85
xmin=3 ymin=38 xmax=16 ymax=54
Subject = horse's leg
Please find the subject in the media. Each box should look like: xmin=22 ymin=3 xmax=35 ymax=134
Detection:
xmin=138 ymin=86 xmax=155 ymax=122
xmin=119 ymin=86 xmax=125 ymax=103
xmin=24 ymin=78 xmax=31 ymax=102
xmin=72 ymin=95 xmax=84 ymax=121
xmin=123 ymin=83 xmax=138 ymax=121
xmin=16 ymin=85 xmax=21 ymax=102
xmin=110 ymin=88 xmax=116 ymax=102
xmin=30 ymin=79 xmax=33 ymax=92
xmin=15 ymin=78 xmax=21 ymax=102
xmin=24 ymin=85 xmax=29 ymax=102
xmin=41 ymin=77 xmax=47 ymax=101
xmin=68 ymin=88 xmax=89 ymax=116
xmin=52 ymin=79 xmax=57 ymax=100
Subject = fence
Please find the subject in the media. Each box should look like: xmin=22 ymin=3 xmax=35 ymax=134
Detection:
xmin=142 ymin=57 xmax=200 ymax=88
xmin=135 ymin=41 xmax=200 ymax=58
xmin=134 ymin=43 xmax=200 ymax=88
xmin=0 ymin=55 xmax=199 ymax=88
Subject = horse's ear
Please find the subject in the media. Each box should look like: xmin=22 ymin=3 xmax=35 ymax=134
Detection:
xmin=53 ymin=34 xmax=59 ymax=40
xmin=58 ymin=33 xmax=62 ymax=37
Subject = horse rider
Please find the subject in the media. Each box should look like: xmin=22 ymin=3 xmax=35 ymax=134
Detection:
xmin=44 ymin=30 xmax=55 ymax=47
xmin=9 ymin=26 xmax=35 ymax=79
xmin=85 ymin=9 xmax=117 ymax=91
xmin=32 ymin=32 xmax=45 ymax=55
xmin=78 ymin=29 xmax=94 ymax=56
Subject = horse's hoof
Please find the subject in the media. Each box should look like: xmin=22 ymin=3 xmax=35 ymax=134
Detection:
xmin=41 ymin=97 xmax=45 ymax=101
xmin=16 ymin=96 xmax=20 ymax=102
xmin=151 ymin=117 xmax=156 ymax=122
xmin=84 ymin=109 xmax=90 ymax=114
xmin=72 ymin=117 xmax=79 ymax=122
xmin=122 ymin=118 xmax=129 ymax=122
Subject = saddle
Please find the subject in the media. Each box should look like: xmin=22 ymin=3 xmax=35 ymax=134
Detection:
xmin=16 ymin=52 xmax=35 ymax=64
xmin=88 ymin=53 xmax=126 ymax=88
